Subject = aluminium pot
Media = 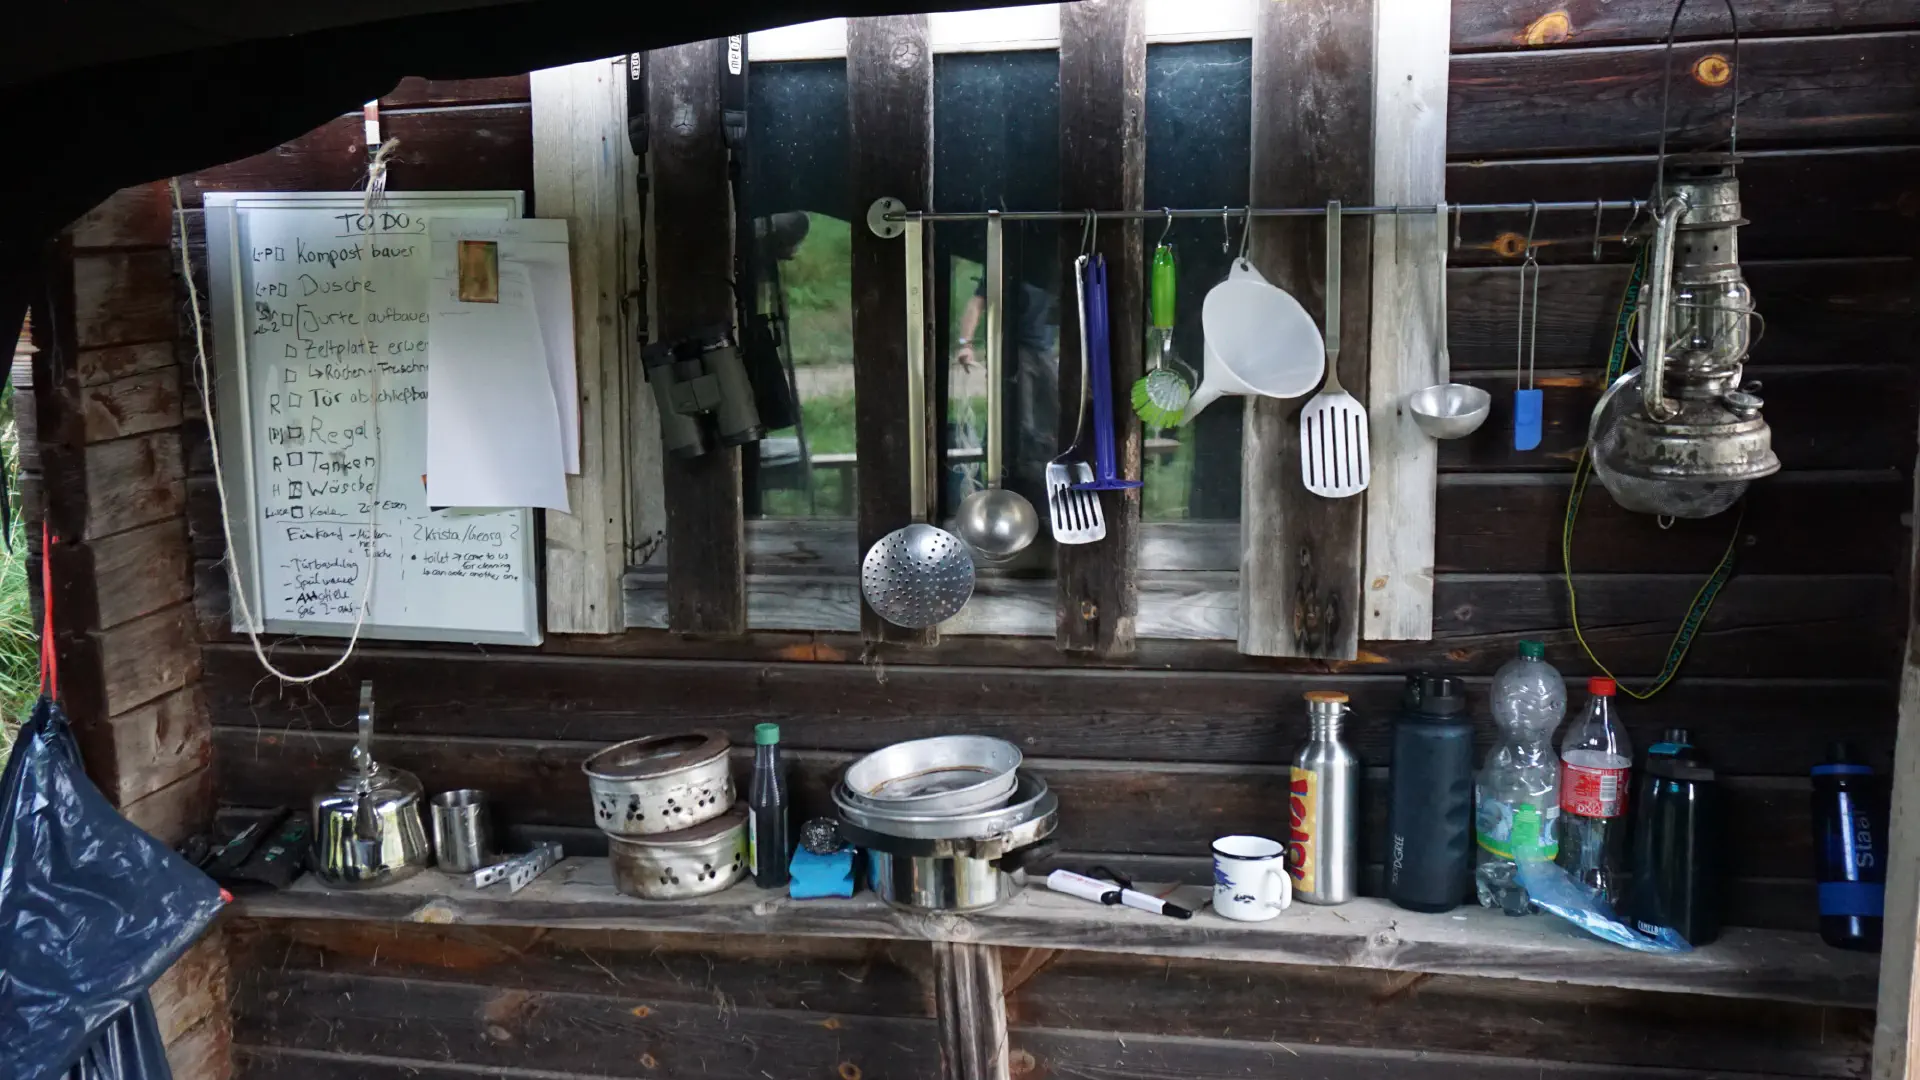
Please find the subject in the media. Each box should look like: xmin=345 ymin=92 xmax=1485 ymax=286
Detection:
xmin=867 ymin=839 xmax=1057 ymax=912
xmin=608 ymin=808 xmax=748 ymax=900
xmin=584 ymin=730 xmax=734 ymax=837
xmin=841 ymin=735 xmax=1022 ymax=815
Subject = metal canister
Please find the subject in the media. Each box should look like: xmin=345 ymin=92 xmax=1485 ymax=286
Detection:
xmin=1289 ymin=690 xmax=1359 ymax=904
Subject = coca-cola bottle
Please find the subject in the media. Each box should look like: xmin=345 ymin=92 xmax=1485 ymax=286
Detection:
xmin=1556 ymin=677 xmax=1631 ymax=907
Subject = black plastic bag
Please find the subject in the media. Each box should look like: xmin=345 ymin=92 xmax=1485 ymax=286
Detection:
xmin=1 ymin=695 xmax=226 ymax=1080
xmin=64 ymin=997 xmax=172 ymax=1080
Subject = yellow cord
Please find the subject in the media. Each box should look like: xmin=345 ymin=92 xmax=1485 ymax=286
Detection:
xmin=1559 ymin=266 xmax=1746 ymax=701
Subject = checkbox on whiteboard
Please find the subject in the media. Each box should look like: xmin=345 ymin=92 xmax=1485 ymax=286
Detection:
xmin=288 ymin=452 xmax=303 ymax=467
xmin=284 ymin=368 xmax=299 ymax=383
xmin=289 ymin=505 xmax=304 ymax=520
xmin=289 ymin=481 xmax=304 ymax=498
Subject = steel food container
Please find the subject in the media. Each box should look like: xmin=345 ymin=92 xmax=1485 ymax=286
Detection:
xmin=841 ymin=735 xmax=1022 ymax=815
xmin=835 ymin=771 xmax=1054 ymax=841
xmin=584 ymin=730 xmax=734 ymax=837
xmin=608 ymin=809 xmax=748 ymax=900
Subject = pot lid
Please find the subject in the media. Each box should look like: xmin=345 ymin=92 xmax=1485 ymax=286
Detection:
xmin=325 ymin=761 xmax=423 ymax=801
xmin=584 ymin=730 xmax=731 ymax=782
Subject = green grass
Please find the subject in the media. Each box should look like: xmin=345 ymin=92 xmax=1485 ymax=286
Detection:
xmin=782 ymin=214 xmax=854 ymax=369
xmin=0 ymin=395 xmax=36 ymax=758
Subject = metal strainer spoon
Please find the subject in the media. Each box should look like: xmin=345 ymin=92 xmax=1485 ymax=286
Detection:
xmin=953 ymin=212 xmax=1040 ymax=560
xmin=861 ymin=217 xmax=976 ymax=629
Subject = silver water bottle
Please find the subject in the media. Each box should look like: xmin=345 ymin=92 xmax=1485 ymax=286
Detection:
xmin=1289 ymin=690 xmax=1359 ymax=904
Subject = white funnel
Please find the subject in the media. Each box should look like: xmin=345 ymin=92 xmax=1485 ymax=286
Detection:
xmin=1187 ymin=258 xmax=1325 ymax=423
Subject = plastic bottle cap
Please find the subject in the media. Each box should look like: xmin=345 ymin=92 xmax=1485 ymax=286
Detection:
xmin=1589 ymin=677 xmax=1616 ymax=696
xmin=1518 ymin=640 xmax=1545 ymax=660
xmin=754 ymin=723 xmax=780 ymax=746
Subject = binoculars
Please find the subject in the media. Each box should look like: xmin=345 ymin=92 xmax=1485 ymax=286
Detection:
xmin=642 ymin=326 xmax=765 ymax=458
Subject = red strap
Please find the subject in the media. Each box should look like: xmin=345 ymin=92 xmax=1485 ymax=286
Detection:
xmin=40 ymin=521 xmax=56 ymax=701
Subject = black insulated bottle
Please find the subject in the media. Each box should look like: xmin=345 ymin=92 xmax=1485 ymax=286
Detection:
xmin=1812 ymin=742 xmax=1885 ymax=952
xmin=1628 ymin=728 xmax=1720 ymax=947
xmin=1386 ymin=674 xmax=1475 ymax=913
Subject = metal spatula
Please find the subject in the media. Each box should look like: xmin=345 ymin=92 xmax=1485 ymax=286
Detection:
xmin=1299 ymin=201 xmax=1370 ymax=498
xmin=1047 ymin=254 xmax=1106 ymax=544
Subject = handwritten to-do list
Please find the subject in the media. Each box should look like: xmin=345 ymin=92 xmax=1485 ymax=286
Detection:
xmin=229 ymin=199 xmax=538 ymax=642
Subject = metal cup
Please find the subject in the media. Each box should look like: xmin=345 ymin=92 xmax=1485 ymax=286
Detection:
xmin=430 ymin=789 xmax=492 ymax=873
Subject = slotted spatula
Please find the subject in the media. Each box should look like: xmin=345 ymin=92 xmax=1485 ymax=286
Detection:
xmin=1299 ymin=201 xmax=1370 ymax=498
xmin=1047 ymin=254 xmax=1106 ymax=544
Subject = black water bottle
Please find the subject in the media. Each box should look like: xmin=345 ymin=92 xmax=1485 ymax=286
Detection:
xmin=1628 ymin=728 xmax=1720 ymax=946
xmin=1386 ymin=674 xmax=1475 ymax=913
xmin=748 ymin=723 xmax=791 ymax=889
xmin=1812 ymin=742 xmax=1886 ymax=952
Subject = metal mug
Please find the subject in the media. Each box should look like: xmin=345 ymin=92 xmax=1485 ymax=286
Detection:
xmin=1211 ymin=835 xmax=1292 ymax=921
xmin=431 ymin=789 xmax=492 ymax=873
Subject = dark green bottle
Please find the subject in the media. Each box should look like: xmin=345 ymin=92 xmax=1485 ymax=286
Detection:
xmin=748 ymin=723 xmax=791 ymax=888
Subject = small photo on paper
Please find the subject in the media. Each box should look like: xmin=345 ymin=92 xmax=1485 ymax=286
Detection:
xmin=457 ymin=240 xmax=500 ymax=303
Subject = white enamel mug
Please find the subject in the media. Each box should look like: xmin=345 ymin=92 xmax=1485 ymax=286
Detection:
xmin=1211 ymin=835 xmax=1292 ymax=921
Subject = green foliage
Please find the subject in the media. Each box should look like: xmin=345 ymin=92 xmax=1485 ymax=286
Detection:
xmin=781 ymin=214 xmax=854 ymax=369
xmin=0 ymin=394 xmax=34 ymax=757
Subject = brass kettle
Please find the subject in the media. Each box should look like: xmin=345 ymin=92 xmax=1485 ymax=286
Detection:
xmin=311 ymin=681 xmax=429 ymax=888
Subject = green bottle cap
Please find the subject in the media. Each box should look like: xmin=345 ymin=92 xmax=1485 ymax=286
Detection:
xmin=755 ymin=723 xmax=780 ymax=745
xmin=1150 ymin=244 xmax=1177 ymax=330
xmin=1518 ymin=640 xmax=1545 ymax=660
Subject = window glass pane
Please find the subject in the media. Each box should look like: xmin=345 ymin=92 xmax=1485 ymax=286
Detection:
xmin=744 ymin=59 xmax=854 ymax=518
xmin=1143 ymin=39 xmax=1252 ymax=521
xmin=934 ymin=51 xmax=1061 ymax=529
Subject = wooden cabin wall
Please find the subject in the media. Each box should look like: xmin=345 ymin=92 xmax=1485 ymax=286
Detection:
xmin=42 ymin=4 xmax=1898 ymax=1078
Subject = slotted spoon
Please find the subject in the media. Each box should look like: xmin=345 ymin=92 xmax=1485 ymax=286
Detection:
xmin=1299 ymin=201 xmax=1370 ymax=498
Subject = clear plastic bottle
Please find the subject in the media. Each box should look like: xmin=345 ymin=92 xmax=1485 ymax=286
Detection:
xmin=1556 ymin=677 xmax=1632 ymax=907
xmin=1475 ymin=640 xmax=1566 ymax=914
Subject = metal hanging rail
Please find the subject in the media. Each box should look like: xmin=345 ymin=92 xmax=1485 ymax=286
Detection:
xmin=863 ymin=197 xmax=1650 ymax=242
xmin=874 ymin=198 xmax=1646 ymax=225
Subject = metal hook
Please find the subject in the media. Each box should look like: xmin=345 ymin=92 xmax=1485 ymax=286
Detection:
xmin=1078 ymin=209 xmax=1094 ymax=258
xmin=1591 ymin=199 xmax=1605 ymax=261
xmin=1620 ymin=198 xmax=1646 ymax=243
xmin=1220 ymin=207 xmax=1232 ymax=255
xmin=1451 ymin=203 xmax=1463 ymax=252
xmin=1157 ymin=207 xmax=1174 ymax=249
xmin=1238 ymin=206 xmax=1254 ymax=261
xmin=1089 ymin=209 xmax=1100 ymax=257
xmin=1523 ymin=201 xmax=1540 ymax=258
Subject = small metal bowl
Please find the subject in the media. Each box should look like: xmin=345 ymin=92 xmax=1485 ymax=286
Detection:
xmin=1409 ymin=383 xmax=1492 ymax=440
xmin=584 ymin=730 xmax=734 ymax=838
xmin=842 ymin=735 xmax=1022 ymax=815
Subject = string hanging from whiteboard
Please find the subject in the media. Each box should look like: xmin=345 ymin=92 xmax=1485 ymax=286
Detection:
xmin=171 ymin=137 xmax=400 ymax=684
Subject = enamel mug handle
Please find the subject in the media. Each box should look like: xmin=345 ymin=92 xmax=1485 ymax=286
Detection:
xmin=1266 ymin=867 xmax=1293 ymax=912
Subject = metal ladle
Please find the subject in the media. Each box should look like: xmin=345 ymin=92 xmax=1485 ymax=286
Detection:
xmin=953 ymin=211 xmax=1040 ymax=559
xmin=1409 ymin=202 xmax=1491 ymax=440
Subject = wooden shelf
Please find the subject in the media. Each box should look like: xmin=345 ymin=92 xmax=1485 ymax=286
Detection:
xmin=233 ymin=857 xmax=1878 ymax=1009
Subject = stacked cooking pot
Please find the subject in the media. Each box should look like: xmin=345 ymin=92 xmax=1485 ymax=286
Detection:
xmin=834 ymin=735 xmax=1058 ymax=912
xmin=583 ymin=730 xmax=747 ymax=900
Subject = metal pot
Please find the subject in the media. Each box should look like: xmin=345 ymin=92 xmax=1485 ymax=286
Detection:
xmin=584 ymin=730 xmax=734 ymax=837
xmin=312 ymin=682 xmax=430 ymax=889
xmin=840 ymin=735 xmax=1023 ymax=816
xmin=835 ymin=772 xmax=1054 ymax=841
xmin=867 ymin=840 xmax=1057 ymax=912
xmin=608 ymin=809 xmax=748 ymax=900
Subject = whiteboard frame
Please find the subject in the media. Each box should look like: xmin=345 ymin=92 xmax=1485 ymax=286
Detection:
xmin=204 ymin=190 xmax=542 ymax=646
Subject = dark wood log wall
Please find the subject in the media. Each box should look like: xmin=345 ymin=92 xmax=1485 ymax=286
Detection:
xmin=103 ymin=7 xmax=1914 ymax=1078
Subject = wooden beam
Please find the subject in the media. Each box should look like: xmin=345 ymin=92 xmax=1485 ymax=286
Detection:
xmin=1363 ymin=0 xmax=1450 ymax=641
xmin=648 ymin=40 xmax=747 ymax=634
xmin=933 ymin=941 xmax=1010 ymax=1080
xmin=1240 ymin=0 xmax=1376 ymax=659
xmin=847 ymin=15 xmax=936 ymax=645
xmin=532 ymin=58 xmax=634 ymax=636
xmin=1055 ymin=0 xmax=1146 ymax=656
xmin=1873 ymin=439 xmax=1920 ymax=1080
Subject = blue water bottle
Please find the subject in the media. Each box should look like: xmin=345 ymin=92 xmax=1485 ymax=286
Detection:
xmin=1812 ymin=742 xmax=1886 ymax=952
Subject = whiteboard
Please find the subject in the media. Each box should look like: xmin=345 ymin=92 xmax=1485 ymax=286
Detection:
xmin=204 ymin=191 xmax=542 ymax=646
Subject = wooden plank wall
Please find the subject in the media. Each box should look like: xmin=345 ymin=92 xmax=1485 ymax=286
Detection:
xmin=119 ymin=8 xmax=1920 ymax=1079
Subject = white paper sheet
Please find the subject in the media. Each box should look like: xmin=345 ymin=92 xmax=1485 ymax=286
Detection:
xmin=426 ymin=262 xmax=571 ymax=511
xmin=428 ymin=218 xmax=579 ymax=473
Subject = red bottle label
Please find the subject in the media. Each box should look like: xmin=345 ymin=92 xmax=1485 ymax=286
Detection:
xmin=1288 ymin=769 xmax=1317 ymax=892
xmin=1561 ymin=761 xmax=1628 ymax=818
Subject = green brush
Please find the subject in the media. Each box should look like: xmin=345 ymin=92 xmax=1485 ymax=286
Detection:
xmin=1132 ymin=242 xmax=1191 ymax=429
